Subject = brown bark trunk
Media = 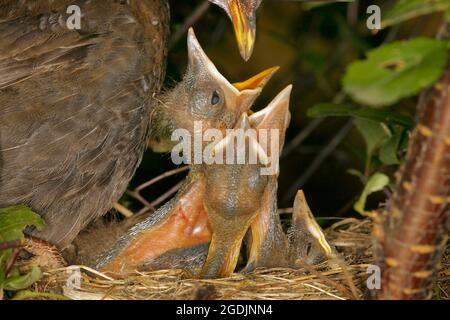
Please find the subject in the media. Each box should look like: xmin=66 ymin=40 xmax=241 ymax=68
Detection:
xmin=375 ymin=53 xmax=450 ymax=299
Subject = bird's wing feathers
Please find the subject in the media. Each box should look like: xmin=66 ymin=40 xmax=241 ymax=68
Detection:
xmin=0 ymin=0 xmax=169 ymax=246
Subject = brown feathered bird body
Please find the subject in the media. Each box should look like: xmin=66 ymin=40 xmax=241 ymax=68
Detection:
xmin=0 ymin=0 xmax=169 ymax=248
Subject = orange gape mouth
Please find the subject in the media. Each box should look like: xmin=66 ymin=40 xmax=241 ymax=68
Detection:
xmin=101 ymin=180 xmax=211 ymax=276
xmin=233 ymin=66 xmax=280 ymax=91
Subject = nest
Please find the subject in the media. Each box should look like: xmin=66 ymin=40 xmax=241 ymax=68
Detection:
xmin=32 ymin=218 xmax=449 ymax=300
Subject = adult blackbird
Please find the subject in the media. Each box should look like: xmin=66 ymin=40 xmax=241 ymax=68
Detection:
xmin=0 ymin=1 xmax=264 ymax=251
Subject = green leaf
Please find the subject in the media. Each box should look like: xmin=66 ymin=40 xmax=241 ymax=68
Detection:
xmin=354 ymin=118 xmax=390 ymax=160
xmin=3 ymin=267 xmax=42 ymax=291
xmin=354 ymin=173 xmax=390 ymax=215
xmin=0 ymin=206 xmax=46 ymax=243
xmin=379 ymin=128 xmax=404 ymax=165
xmin=382 ymin=0 xmax=449 ymax=29
xmin=347 ymin=168 xmax=364 ymax=180
xmin=343 ymin=38 xmax=449 ymax=107
xmin=0 ymin=206 xmax=45 ymax=296
xmin=307 ymin=103 xmax=415 ymax=128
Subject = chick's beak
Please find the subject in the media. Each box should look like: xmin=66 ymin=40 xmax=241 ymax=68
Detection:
xmin=232 ymin=66 xmax=279 ymax=92
xmin=250 ymin=84 xmax=291 ymax=151
xmin=187 ymin=28 xmax=278 ymax=117
xmin=227 ymin=0 xmax=256 ymax=61
xmin=291 ymin=190 xmax=333 ymax=257
xmin=229 ymin=66 xmax=279 ymax=115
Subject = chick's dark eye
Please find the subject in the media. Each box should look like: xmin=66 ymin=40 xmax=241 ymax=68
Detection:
xmin=211 ymin=90 xmax=221 ymax=106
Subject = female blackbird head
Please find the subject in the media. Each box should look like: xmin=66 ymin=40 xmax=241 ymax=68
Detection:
xmin=149 ymin=28 xmax=277 ymax=153
xmin=210 ymin=0 xmax=262 ymax=61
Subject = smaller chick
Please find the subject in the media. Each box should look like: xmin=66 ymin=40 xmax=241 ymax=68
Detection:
xmin=288 ymin=190 xmax=335 ymax=266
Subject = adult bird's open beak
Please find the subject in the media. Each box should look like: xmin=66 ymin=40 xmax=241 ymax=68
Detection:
xmin=227 ymin=0 xmax=257 ymax=61
xmin=209 ymin=0 xmax=260 ymax=61
xmin=187 ymin=28 xmax=277 ymax=116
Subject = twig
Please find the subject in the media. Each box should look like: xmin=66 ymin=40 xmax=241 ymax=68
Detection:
xmin=126 ymin=190 xmax=155 ymax=212
xmin=332 ymin=256 xmax=361 ymax=299
xmin=135 ymin=166 xmax=188 ymax=192
xmin=136 ymin=180 xmax=184 ymax=215
xmin=346 ymin=0 xmax=359 ymax=25
xmin=278 ymin=208 xmax=294 ymax=214
xmin=1 ymin=241 xmax=24 ymax=278
xmin=301 ymin=283 xmax=346 ymax=300
xmin=377 ymin=21 xmax=450 ymax=300
xmin=282 ymin=118 xmax=324 ymax=158
xmin=0 ymin=240 xmax=22 ymax=251
xmin=54 ymin=265 xmax=116 ymax=281
xmin=377 ymin=62 xmax=450 ymax=300
xmin=5 ymin=248 xmax=22 ymax=276
xmin=169 ymin=1 xmax=211 ymax=49
xmin=126 ymin=166 xmax=189 ymax=214
xmin=150 ymin=180 xmax=184 ymax=208
xmin=296 ymin=259 xmax=356 ymax=299
xmin=113 ymin=202 xmax=134 ymax=219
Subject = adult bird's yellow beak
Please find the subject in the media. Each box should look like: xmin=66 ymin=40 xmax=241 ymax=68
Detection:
xmin=228 ymin=0 xmax=257 ymax=61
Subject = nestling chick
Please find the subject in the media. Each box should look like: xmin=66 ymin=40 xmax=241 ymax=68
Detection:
xmin=200 ymin=114 xmax=269 ymax=278
xmin=200 ymin=85 xmax=292 ymax=278
xmin=288 ymin=190 xmax=335 ymax=266
xmin=243 ymin=92 xmax=335 ymax=271
xmin=149 ymin=28 xmax=277 ymax=153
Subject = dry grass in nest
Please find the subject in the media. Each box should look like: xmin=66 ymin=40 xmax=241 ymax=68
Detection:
xmin=31 ymin=218 xmax=449 ymax=300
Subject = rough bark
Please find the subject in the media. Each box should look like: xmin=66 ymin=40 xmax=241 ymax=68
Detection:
xmin=375 ymin=34 xmax=450 ymax=299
